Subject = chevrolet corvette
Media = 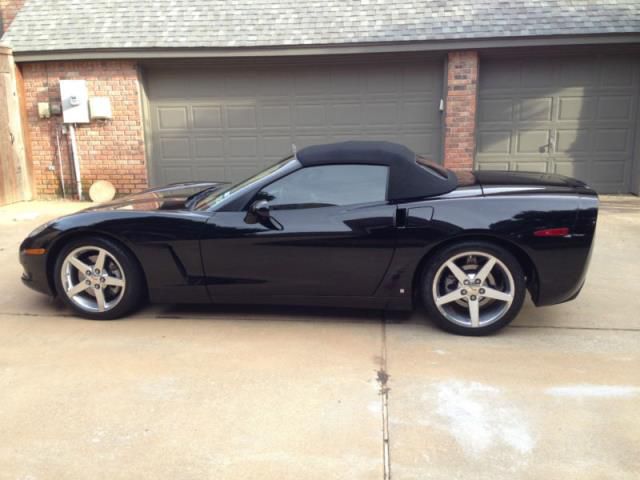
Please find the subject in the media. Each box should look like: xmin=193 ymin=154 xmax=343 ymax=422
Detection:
xmin=20 ymin=141 xmax=598 ymax=335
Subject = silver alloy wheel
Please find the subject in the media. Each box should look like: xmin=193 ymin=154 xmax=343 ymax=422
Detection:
xmin=60 ymin=246 xmax=126 ymax=313
xmin=431 ymin=251 xmax=515 ymax=328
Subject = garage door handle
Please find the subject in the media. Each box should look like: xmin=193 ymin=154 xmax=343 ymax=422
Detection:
xmin=547 ymin=136 xmax=555 ymax=153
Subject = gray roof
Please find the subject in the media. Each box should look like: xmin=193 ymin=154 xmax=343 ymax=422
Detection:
xmin=4 ymin=0 xmax=640 ymax=54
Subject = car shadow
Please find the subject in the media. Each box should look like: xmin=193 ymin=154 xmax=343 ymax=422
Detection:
xmin=42 ymin=295 xmax=555 ymax=335
xmin=19 ymin=291 xmax=426 ymax=327
xmin=144 ymin=302 xmax=424 ymax=326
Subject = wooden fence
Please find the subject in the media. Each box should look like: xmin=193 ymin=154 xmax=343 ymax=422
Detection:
xmin=0 ymin=43 xmax=30 ymax=206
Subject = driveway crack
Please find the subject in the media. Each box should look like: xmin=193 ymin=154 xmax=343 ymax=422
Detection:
xmin=377 ymin=313 xmax=391 ymax=480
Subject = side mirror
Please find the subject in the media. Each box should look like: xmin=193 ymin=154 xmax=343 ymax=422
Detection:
xmin=251 ymin=199 xmax=271 ymax=219
xmin=245 ymin=199 xmax=283 ymax=230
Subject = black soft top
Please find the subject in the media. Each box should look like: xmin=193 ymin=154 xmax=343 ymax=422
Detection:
xmin=296 ymin=141 xmax=457 ymax=200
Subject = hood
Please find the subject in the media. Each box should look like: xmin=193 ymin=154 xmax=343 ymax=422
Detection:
xmin=473 ymin=171 xmax=593 ymax=195
xmin=85 ymin=181 xmax=228 ymax=212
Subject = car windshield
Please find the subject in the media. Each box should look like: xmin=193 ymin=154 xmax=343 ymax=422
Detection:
xmin=192 ymin=155 xmax=295 ymax=210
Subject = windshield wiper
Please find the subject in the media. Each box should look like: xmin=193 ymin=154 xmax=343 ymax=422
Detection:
xmin=185 ymin=185 xmax=225 ymax=209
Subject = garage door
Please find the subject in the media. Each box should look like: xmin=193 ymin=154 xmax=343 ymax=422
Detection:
xmin=477 ymin=54 xmax=640 ymax=193
xmin=145 ymin=57 xmax=443 ymax=185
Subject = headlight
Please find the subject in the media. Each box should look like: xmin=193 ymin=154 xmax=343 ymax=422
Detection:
xmin=28 ymin=220 xmax=55 ymax=238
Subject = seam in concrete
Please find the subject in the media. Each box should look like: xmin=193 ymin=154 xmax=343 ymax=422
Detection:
xmin=377 ymin=313 xmax=391 ymax=480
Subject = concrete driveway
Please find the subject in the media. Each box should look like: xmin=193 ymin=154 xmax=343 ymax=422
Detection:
xmin=0 ymin=198 xmax=638 ymax=480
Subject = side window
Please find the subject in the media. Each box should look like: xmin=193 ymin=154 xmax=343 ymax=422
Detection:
xmin=256 ymin=164 xmax=389 ymax=210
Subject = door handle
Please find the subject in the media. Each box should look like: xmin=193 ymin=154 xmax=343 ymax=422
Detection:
xmin=395 ymin=208 xmax=407 ymax=228
xmin=540 ymin=136 xmax=555 ymax=153
xmin=547 ymin=135 xmax=555 ymax=153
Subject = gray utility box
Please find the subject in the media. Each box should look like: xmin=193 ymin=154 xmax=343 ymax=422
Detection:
xmin=60 ymin=79 xmax=90 ymax=124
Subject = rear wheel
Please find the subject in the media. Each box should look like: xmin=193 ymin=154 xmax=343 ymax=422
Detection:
xmin=54 ymin=237 xmax=144 ymax=320
xmin=421 ymin=241 xmax=526 ymax=335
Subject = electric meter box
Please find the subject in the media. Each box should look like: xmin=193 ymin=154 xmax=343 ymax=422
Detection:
xmin=89 ymin=97 xmax=113 ymax=120
xmin=60 ymin=80 xmax=90 ymax=124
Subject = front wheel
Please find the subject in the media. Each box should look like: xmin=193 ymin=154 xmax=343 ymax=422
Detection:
xmin=53 ymin=236 xmax=144 ymax=320
xmin=421 ymin=242 xmax=526 ymax=336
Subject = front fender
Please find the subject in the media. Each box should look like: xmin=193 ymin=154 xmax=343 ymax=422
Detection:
xmin=21 ymin=210 xmax=211 ymax=303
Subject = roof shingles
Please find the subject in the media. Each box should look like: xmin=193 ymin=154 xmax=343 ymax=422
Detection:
xmin=3 ymin=0 xmax=640 ymax=52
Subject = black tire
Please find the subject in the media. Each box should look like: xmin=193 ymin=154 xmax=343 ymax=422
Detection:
xmin=53 ymin=236 xmax=145 ymax=320
xmin=420 ymin=241 xmax=526 ymax=336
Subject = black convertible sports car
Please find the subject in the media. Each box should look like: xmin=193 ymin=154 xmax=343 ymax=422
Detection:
xmin=20 ymin=141 xmax=598 ymax=335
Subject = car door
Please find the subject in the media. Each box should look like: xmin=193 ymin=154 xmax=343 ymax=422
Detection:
xmin=200 ymin=164 xmax=397 ymax=299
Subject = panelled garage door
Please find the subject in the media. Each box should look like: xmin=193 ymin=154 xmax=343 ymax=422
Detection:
xmin=145 ymin=57 xmax=443 ymax=186
xmin=477 ymin=54 xmax=640 ymax=193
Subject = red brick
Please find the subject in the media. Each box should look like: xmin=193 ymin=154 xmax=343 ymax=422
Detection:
xmin=21 ymin=60 xmax=148 ymax=198
xmin=443 ymin=51 xmax=478 ymax=171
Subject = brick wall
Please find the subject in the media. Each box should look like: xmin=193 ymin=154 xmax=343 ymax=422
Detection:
xmin=0 ymin=0 xmax=25 ymax=35
xmin=443 ymin=51 xmax=478 ymax=171
xmin=20 ymin=60 xmax=147 ymax=198
xmin=17 ymin=52 xmax=478 ymax=198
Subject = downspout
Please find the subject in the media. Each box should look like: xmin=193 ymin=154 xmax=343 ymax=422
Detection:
xmin=54 ymin=124 xmax=66 ymax=198
xmin=68 ymin=123 xmax=82 ymax=200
